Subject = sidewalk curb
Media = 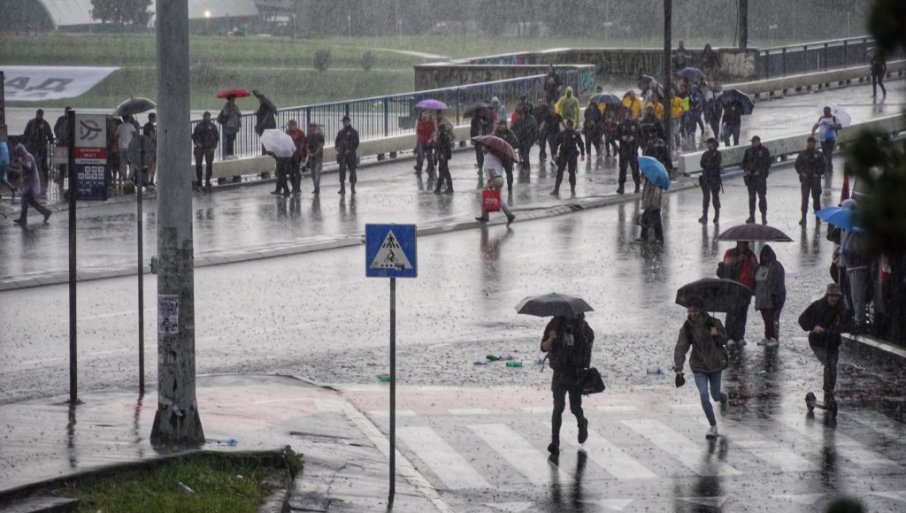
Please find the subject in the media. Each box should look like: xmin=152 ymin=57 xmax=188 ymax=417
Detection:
xmin=0 ymin=164 xmax=757 ymax=292
xmin=841 ymin=333 xmax=906 ymax=370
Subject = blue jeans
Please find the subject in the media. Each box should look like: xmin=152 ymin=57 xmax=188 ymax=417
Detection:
xmin=694 ymin=371 xmax=724 ymax=426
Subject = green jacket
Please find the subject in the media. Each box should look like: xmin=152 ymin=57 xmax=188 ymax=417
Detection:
xmin=673 ymin=315 xmax=728 ymax=373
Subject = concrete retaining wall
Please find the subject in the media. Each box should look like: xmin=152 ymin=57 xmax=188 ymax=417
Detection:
xmin=413 ymin=64 xmax=595 ymax=91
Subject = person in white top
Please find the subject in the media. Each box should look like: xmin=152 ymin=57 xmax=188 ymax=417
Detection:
xmin=475 ymin=147 xmax=515 ymax=226
xmin=811 ymin=106 xmax=842 ymax=175
xmin=116 ymin=115 xmax=137 ymax=182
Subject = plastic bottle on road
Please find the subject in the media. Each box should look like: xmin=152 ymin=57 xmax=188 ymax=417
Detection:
xmin=646 ymin=366 xmax=663 ymax=375
xmin=486 ymin=355 xmax=502 ymax=361
xmin=377 ymin=373 xmax=391 ymax=382
xmin=506 ymin=361 xmax=523 ymax=368
xmin=474 ymin=360 xmax=488 ymax=366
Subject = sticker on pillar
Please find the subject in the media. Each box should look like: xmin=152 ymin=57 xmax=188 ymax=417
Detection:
xmin=365 ymin=224 xmax=417 ymax=278
xmin=158 ymin=294 xmax=180 ymax=334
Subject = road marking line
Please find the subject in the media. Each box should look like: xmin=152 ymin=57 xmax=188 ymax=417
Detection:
xmin=733 ymin=439 xmax=818 ymax=472
xmin=368 ymin=409 xmax=416 ymax=417
xmin=596 ymin=405 xmax=640 ymax=412
xmin=551 ymin=422 xmax=657 ymax=481
xmin=621 ymin=419 xmax=741 ymax=476
xmin=398 ymin=426 xmax=491 ymax=490
xmin=773 ymin=413 xmax=894 ymax=468
xmin=842 ymin=410 xmax=906 ymax=441
xmin=449 ymin=408 xmax=490 ymax=415
xmin=522 ymin=407 xmax=550 ymax=415
xmin=469 ymin=423 xmax=567 ymax=485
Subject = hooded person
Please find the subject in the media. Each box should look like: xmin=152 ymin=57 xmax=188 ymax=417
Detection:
xmin=798 ymin=284 xmax=853 ymax=404
xmin=555 ymin=87 xmax=580 ymax=129
xmin=754 ymin=245 xmax=786 ymax=346
xmin=490 ymin=96 xmax=508 ymax=124
xmin=11 ymin=144 xmax=52 ymax=226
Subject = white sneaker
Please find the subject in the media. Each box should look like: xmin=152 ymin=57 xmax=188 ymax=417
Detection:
xmin=765 ymin=338 xmax=779 ymax=348
xmin=706 ymin=425 xmax=719 ymax=439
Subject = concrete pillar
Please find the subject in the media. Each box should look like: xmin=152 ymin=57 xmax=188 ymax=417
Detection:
xmin=151 ymin=0 xmax=204 ymax=446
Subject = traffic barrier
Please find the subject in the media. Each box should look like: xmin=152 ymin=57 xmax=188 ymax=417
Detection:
xmin=678 ymin=114 xmax=906 ymax=175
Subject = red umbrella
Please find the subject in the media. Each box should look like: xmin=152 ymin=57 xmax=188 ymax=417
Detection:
xmin=471 ymin=135 xmax=518 ymax=162
xmin=216 ymin=88 xmax=251 ymax=99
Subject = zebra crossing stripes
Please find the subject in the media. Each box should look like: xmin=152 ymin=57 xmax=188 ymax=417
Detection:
xmin=553 ymin=422 xmax=658 ymax=481
xmin=732 ymin=439 xmax=819 ymax=472
xmin=397 ymin=426 xmax=492 ymax=490
xmin=621 ymin=418 xmax=743 ymax=476
xmin=468 ymin=423 xmax=569 ymax=485
xmin=773 ymin=413 xmax=896 ymax=468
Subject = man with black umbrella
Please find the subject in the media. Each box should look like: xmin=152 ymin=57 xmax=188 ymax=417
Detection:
xmin=541 ymin=313 xmax=593 ymax=454
xmin=741 ymin=135 xmax=772 ymax=225
xmin=795 ymin=136 xmax=826 ymax=226
xmin=721 ymin=97 xmax=743 ymax=147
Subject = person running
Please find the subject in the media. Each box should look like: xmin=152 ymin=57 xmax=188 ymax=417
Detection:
xmin=306 ymin=123 xmax=325 ymax=195
xmin=812 ymin=106 xmax=842 ymax=175
xmin=541 ymin=314 xmax=593 ymax=454
xmin=719 ymin=241 xmax=757 ymax=346
xmin=474 ymin=147 xmax=515 ymax=226
xmin=191 ymin=111 xmax=219 ymax=191
xmin=551 ymin=119 xmax=584 ymax=196
xmin=798 ymin=284 xmax=852 ymax=407
xmin=673 ymin=296 xmax=729 ymax=439
xmin=795 ymin=136 xmax=826 ymax=226
xmin=335 ymin=116 xmax=359 ymax=195
xmin=11 ymin=144 xmax=52 ymax=227
xmin=217 ymin=95 xmax=242 ymax=158
xmin=699 ymin=137 xmax=722 ymax=224
xmin=754 ymin=245 xmax=786 ymax=347
xmin=741 ymin=135 xmax=772 ymax=225
xmin=414 ymin=111 xmax=436 ymax=177
xmin=871 ymin=50 xmax=887 ymax=99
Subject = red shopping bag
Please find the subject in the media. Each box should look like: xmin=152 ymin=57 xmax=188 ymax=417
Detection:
xmin=482 ymin=188 xmax=501 ymax=212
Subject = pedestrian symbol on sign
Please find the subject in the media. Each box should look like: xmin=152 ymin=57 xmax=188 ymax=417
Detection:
xmin=370 ymin=230 xmax=413 ymax=271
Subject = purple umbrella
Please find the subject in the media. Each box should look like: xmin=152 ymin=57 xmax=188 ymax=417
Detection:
xmin=416 ymin=99 xmax=448 ymax=110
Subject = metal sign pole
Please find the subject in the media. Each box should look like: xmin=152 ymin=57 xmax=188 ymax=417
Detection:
xmin=68 ymin=109 xmax=78 ymax=406
xmin=388 ymin=276 xmax=396 ymax=506
xmin=137 ymin=161 xmax=145 ymax=394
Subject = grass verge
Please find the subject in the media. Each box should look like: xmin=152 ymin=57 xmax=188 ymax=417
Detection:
xmin=55 ymin=453 xmax=278 ymax=513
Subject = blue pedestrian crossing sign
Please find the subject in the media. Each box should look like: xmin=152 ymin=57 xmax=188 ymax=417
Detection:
xmin=365 ymin=224 xmax=418 ymax=278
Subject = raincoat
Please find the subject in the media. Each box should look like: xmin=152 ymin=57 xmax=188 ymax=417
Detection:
xmin=673 ymin=314 xmax=728 ymax=374
xmin=13 ymin=144 xmax=41 ymax=196
xmin=555 ymin=87 xmax=580 ymax=128
xmin=622 ymin=95 xmax=643 ymax=119
xmin=754 ymin=246 xmax=786 ymax=310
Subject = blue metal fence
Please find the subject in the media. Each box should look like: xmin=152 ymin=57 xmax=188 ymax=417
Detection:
xmin=195 ymin=70 xmax=584 ymax=161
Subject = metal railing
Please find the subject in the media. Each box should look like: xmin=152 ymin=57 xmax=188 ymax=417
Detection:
xmin=757 ymin=36 xmax=892 ymax=79
xmin=196 ymin=70 xmax=584 ymax=161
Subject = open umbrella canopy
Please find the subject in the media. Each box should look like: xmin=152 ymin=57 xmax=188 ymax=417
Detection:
xmin=816 ymin=103 xmax=852 ymax=127
xmin=416 ymin=99 xmax=448 ymax=110
xmin=718 ymin=89 xmax=755 ymax=115
xmin=260 ymin=129 xmax=296 ymax=158
xmin=464 ymin=103 xmax=491 ymax=117
xmin=638 ymin=74 xmax=658 ymax=90
xmin=516 ymin=293 xmax=594 ymax=318
xmin=638 ymin=156 xmax=670 ymax=190
xmin=216 ymin=88 xmax=251 ymax=99
xmin=113 ymin=97 xmax=156 ymax=117
xmin=472 ymin=134 xmax=518 ymax=162
xmin=679 ymin=67 xmax=705 ymax=81
xmin=676 ymin=278 xmax=752 ymax=313
xmin=816 ymin=206 xmax=863 ymax=232
xmin=592 ymin=93 xmax=622 ymax=106
xmin=718 ymin=224 xmax=793 ymax=242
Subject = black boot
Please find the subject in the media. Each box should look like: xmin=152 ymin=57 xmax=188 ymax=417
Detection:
xmin=578 ymin=417 xmax=588 ymax=444
xmin=799 ymin=213 xmax=806 ymax=226
xmin=713 ymin=209 xmax=719 ymax=224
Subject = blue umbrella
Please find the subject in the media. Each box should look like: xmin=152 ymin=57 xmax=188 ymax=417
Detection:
xmin=638 ymin=156 xmax=670 ymax=190
xmin=816 ymin=206 xmax=863 ymax=232
xmin=718 ymin=88 xmax=754 ymax=115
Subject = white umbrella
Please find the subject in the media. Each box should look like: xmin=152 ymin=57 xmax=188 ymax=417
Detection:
xmin=816 ymin=103 xmax=852 ymax=127
xmin=260 ymin=129 xmax=295 ymax=158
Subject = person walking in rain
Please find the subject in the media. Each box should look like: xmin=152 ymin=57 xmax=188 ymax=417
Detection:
xmin=306 ymin=122 xmax=325 ymax=195
xmin=638 ymin=173 xmax=664 ymax=243
xmin=191 ymin=111 xmax=219 ymax=191
xmin=673 ymin=296 xmax=729 ymax=439
xmin=541 ymin=314 xmax=593 ymax=454
xmin=672 ymin=40 xmax=691 ymax=71
xmin=217 ymin=95 xmax=241 ymax=158
xmin=115 ymin=115 xmax=137 ymax=183
xmin=23 ymin=109 xmax=53 ymax=186
xmin=704 ymin=84 xmax=723 ymax=141
xmin=550 ymin=119 xmax=584 ymax=196
xmin=798 ymin=284 xmax=852 ymax=407
xmin=871 ymin=50 xmax=887 ymax=99
xmin=754 ymin=245 xmax=786 ymax=347
xmin=490 ymin=96 xmax=507 ymax=124
xmin=617 ymin=115 xmax=641 ymax=194
xmin=721 ymin=96 xmax=743 ymax=147
xmin=699 ymin=137 xmax=722 ymax=224
xmin=741 ymin=135 xmax=772 ymax=225
xmin=556 ymin=87 xmax=581 ymax=131
xmin=512 ymin=104 xmax=538 ymax=169
xmin=142 ymin=113 xmax=157 ymax=187
xmin=795 ymin=136 xmax=826 ymax=226
xmin=544 ymin=65 xmax=561 ymax=105
xmin=285 ymin=119 xmax=306 ymax=195
xmin=335 ymin=116 xmax=359 ymax=195
xmin=0 ymin=128 xmax=15 ymax=201
xmin=622 ymin=90 xmax=643 ymax=120
xmin=11 ymin=144 xmax=52 ymax=227
xmin=474 ymin=146 xmax=516 ymax=226
xmin=494 ymin=120 xmax=520 ymax=192
xmin=532 ymin=96 xmax=552 ymax=160
xmin=433 ymin=119 xmax=454 ymax=194
xmin=812 ymin=106 xmax=842 ymax=175
xmin=52 ymin=107 xmax=72 ymax=184
xmin=470 ymin=108 xmax=493 ymax=173
xmin=582 ymin=98 xmax=602 ymax=157
xmin=414 ymin=110 xmax=436 ymax=177
xmin=253 ymin=90 xmax=277 ymax=155
xmin=719 ymin=241 xmax=757 ymax=346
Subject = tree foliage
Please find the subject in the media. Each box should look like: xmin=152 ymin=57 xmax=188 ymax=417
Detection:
xmin=90 ymin=0 xmax=152 ymax=27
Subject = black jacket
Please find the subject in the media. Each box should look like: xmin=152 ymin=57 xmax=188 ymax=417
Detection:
xmin=799 ymin=297 xmax=852 ymax=342
xmin=192 ymin=120 xmax=220 ymax=150
xmin=512 ymin=114 xmax=538 ymax=147
xmin=436 ymin=124 xmax=453 ymax=160
xmin=795 ymin=148 xmax=826 ymax=181
xmin=555 ymin=129 xmax=584 ymax=159
xmin=253 ymin=94 xmax=277 ymax=136
xmin=700 ymin=149 xmax=722 ymax=183
xmin=24 ymin=118 xmax=53 ymax=154
xmin=495 ymin=127 xmax=519 ymax=152
xmin=618 ymin=119 xmax=640 ymax=154
xmin=470 ymin=115 xmax=493 ymax=137
xmin=335 ymin=126 xmax=359 ymax=157
xmin=742 ymin=145 xmax=772 ymax=178
xmin=722 ymin=101 xmax=743 ymax=126
xmin=306 ymin=131 xmax=325 ymax=157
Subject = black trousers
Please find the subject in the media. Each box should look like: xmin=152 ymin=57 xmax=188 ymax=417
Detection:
xmin=872 ymin=73 xmax=886 ymax=97
xmin=618 ymin=150 xmax=640 ymax=187
xmin=18 ymin=190 xmax=51 ymax=223
xmin=434 ymin=158 xmax=453 ymax=192
xmin=640 ymin=208 xmax=663 ymax=241
xmin=194 ymin=148 xmax=214 ymax=186
xmin=821 ymin=140 xmax=836 ymax=174
xmin=519 ymin=143 xmax=533 ymax=167
xmin=547 ymin=134 xmax=560 ymax=161
xmin=747 ymin=177 xmax=767 ymax=218
xmin=554 ymin=155 xmax=578 ymax=192
xmin=725 ymin=301 xmax=750 ymax=341
xmin=604 ymin=133 xmax=618 ymax=156
xmin=474 ymin=145 xmax=484 ymax=170
xmin=801 ymin=177 xmax=821 ymax=215
xmin=809 ymin=333 xmax=840 ymax=394
xmin=584 ymin=129 xmax=601 ymax=155
xmin=338 ymin=153 xmax=357 ymax=187
xmin=701 ymin=178 xmax=721 ymax=214
xmin=503 ymin=160 xmax=514 ymax=189
xmin=551 ymin=370 xmax=584 ymax=445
